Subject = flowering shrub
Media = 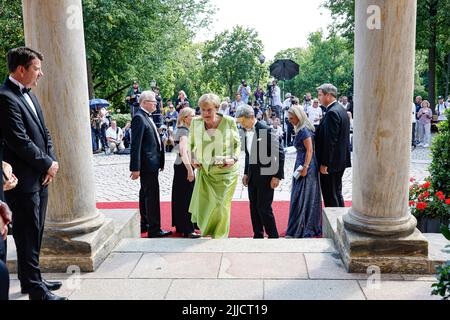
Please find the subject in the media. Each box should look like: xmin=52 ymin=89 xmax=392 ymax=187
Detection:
xmin=409 ymin=177 xmax=450 ymax=219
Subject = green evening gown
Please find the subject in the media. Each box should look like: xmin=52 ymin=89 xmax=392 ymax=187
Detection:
xmin=188 ymin=114 xmax=241 ymax=239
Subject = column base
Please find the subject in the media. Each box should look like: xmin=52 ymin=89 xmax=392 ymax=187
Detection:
xmin=324 ymin=208 xmax=432 ymax=274
xmin=7 ymin=209 xmax=139 ymax=273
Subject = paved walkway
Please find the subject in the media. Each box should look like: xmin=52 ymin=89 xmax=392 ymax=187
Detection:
xmin=7 ymin=143 xmax=438 ymax=301
xmin=94 ymin=145 xmax=431 ymax=202
xmin=8 ymin=238 xmax=441 ymax=300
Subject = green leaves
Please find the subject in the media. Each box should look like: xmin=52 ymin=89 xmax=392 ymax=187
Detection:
xmin=274 ymin=31 xmax=354 ymax=97
xmin=201 ymin=26 xmax=264 ymax=98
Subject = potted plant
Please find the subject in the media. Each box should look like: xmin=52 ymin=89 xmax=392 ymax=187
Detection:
xmin=431 ymin=223 xmax=450 ymax=300
xmin=409 ymin=178 xmax=450 ymax=233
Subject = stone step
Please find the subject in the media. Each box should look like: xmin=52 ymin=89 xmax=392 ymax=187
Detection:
xmin=112 ymin=238 xmax=337 ymax=254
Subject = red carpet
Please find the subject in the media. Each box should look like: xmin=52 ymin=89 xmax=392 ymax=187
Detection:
xmin=97 ymin=201 xmax=352 ymax=238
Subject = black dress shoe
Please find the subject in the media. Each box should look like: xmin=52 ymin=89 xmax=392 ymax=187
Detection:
xmin=183 ymin=232 xmax=201 ymax=239
xmin=148 ymin=230 xmax=172 ymax=238
xmin=43 ymin=279 xmax=62 ymax=291
xmin=29 ymin=290 xmax=67 ymax=301
xmin=22 ymin=279 xmax=62 ymax=294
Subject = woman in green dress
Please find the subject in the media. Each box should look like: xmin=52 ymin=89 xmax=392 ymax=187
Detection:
xmin=189 ymin=94 xmax=241 ymax=239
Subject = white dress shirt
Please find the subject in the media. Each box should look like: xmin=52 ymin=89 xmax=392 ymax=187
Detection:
xmin=245 ymin=119 xmax=258 ymax=153
xmin=140 ymin=107 xmax=162 ymax=150
xmin=9 ymin=76 xmax=38 ymax=118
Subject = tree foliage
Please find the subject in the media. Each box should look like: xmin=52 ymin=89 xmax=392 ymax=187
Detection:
xmin=201 ymin=26 xmax=264 ymax=98
xmin=274 ymin=31 xmax=353 ymax=98
xmin=322 ymin=0 xmax=450 ymax=104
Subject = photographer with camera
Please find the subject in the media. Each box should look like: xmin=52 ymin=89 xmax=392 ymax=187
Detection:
xmin=270 ymin=80 xmax=282 ymax=119
xmin=237 ymin=80 xmax=251 ymax=104
xmin=126 ymin=81 xmax=142 ymax=118
xmin=254 ymin=86 xmax=265 ymax=107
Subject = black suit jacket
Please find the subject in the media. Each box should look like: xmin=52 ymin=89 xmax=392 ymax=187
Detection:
xmin=130 ymin=109 xmax=164 ymax=173
xmin=244 ymin=121 xmax=284 ymax=184
xmin=315 ymin=101 xmax=351 ymax=173
xmin=0 ymin=78 xmax=56 ymax=194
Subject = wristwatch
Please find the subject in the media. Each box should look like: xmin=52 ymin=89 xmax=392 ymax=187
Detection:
xmin=303 ymin=164 xmax=309 ymax=169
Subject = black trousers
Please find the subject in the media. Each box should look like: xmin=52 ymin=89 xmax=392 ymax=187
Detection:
xmin=0 ymin=239 xmax=9 ymax=300
xmin=248 ymin=179 xmax=279 ymax=238
xmin=320 ymin=170 xmax=345 ymax=208
xmin=6 ymin=188 xmax=48 ymax=293
xmin=284 ymin=118 xmax=294 ymax=147
xmin=139 ymin=171 xmax=161 ymax=235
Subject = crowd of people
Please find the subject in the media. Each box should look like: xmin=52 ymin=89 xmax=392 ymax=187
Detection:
xmin=130 ymin=83 xmax=352 ymax=242
xmin=412 ymin=95 xmax=449 ymax=148
xmin=0 ymin=46 xmax=445 ymax=301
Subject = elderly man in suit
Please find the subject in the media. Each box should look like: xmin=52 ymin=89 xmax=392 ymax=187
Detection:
xmin=315 ymin=83 xmax=351 ymax=208
xmin=236 ymin=105 xmax=285 ymax=239
xmin=0 ymin=47 xmax=66 ymax=300
xmin=130 ymin=91 xmax=172 ymax=238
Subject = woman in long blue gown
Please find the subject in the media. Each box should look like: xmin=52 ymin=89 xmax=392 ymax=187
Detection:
xmin=285 ymin=106 xmax=322 ymax=238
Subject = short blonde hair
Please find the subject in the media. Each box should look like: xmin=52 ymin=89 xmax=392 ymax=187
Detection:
xmin=177 ymin=107 xmax=195 ymax=128
xmin=288 ymin=105 xmax=315 ymax=133
xmin=198 ymin=93 xmax=221 ymax=110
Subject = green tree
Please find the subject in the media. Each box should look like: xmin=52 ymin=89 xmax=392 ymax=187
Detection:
xmin=322 ymin=0 xmax=450 ymax=107
xmin=274 ymin=31 xmax=354 ymax=98
xmin=0 ymin=0 xmax=24 ymax=79
xmin=0 ymin=0 xmax=214 ymax=110
xmin=202 ymin=26 xmax=264 ymax=98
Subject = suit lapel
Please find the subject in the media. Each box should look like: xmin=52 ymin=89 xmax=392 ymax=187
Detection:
xmin=16 ymin=91 xmax=46 ymax=138
xmin=5 ymin=78 xmax=46 ymax=138
xmin=141 ymin=111 xmax=161 ymax=151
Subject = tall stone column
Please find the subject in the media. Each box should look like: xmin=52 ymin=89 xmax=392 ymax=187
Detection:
xmin=21 ymin=0 xmax=117 ymax=271
xmin=324 ymin=0 xmax=430 ymax=274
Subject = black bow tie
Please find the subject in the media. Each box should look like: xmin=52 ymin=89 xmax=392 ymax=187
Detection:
xmin=21 ymin=87 xmax=31 ymax=94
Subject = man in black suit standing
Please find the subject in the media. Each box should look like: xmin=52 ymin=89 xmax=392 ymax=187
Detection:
xmin=236 ymin=105 xmax=285 ymax=239
xmin=0 ymin=47 xmax=66 ymax=300
xmin=315 ymin=83 xmax=351 ymax=208
xmin=130 ymin=91 xmax=172 ymax=238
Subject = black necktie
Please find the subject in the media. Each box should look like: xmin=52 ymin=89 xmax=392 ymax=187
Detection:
xmin=21 ymin=87 xmax=31 ymax=94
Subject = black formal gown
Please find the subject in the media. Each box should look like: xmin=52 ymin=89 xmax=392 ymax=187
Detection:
xmin=171 ymin=127 xmax=196 ymax=234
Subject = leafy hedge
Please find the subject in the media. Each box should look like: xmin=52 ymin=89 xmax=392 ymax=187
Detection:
xmin=429 ymin=108 xmax=450 ymax=196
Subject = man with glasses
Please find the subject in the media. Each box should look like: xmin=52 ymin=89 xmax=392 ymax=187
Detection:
xmin=130 ymin=91 xmax=172 ymax=237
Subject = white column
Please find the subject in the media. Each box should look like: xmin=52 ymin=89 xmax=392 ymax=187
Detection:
xmin=344 ymin=0 xmax=418 ymax=236
xmin=22 ymin=0 xmax=104 ymax=235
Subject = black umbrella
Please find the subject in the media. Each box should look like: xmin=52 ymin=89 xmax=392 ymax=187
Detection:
xmin=269 ymin=59 xmax=299 ymax=81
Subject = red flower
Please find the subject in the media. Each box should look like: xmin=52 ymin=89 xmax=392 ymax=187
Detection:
xmin=423 ymin=191 xmax=430 ymax=198
xmin=409 ymin=201 xmax=415 ymax=206
xmin=436 ymin=192 xmax=445 ymax=201
xmin=446 ymin=199 xmax=450 ymax=205
xmin=421 ymin=181 xmax=431 ymax=189
xmin=416 ymin=202 xmax=427 ymax=210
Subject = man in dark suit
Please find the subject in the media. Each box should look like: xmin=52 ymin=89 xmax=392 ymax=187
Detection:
xmin=315 ymin=83 xmax=351 ymax=208
xmin=130 ymin=91 xmax=172 ymax=238
xmin=236 ymin=105 xmax=285 ymax=239
xmin=0 ymin=47 xmax=66 ymax=300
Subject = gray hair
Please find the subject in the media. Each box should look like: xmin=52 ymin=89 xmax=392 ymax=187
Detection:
xmin=198 ymin=93 xmax=221 ymax=110
xmin=139 ymin=91 xmax=156 ymax=106
xmin=235 ymin=105 xmax=255 ymax=119
xmin=317 ymin=83 xmax=338 ymax=98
